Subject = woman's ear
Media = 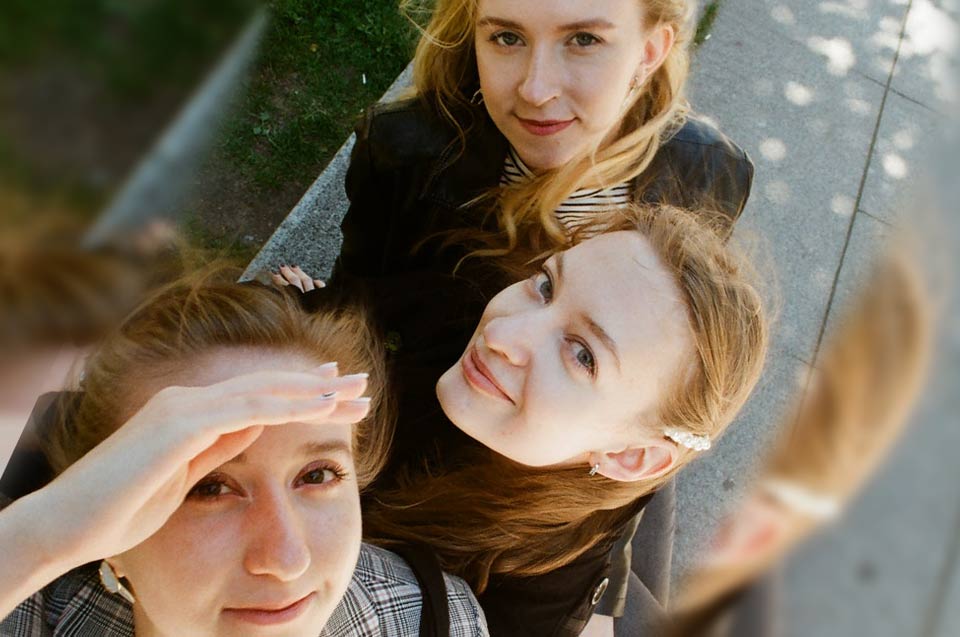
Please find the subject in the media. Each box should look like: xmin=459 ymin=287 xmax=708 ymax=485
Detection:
xmin=636 ymin=23 xmax=675 ymax=82
xmin=594 ymin=439 xmax=679 ymax=482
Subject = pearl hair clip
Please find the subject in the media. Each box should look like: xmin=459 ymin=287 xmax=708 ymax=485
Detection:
xmin=662 ymin=427 xmax=712 ymax=451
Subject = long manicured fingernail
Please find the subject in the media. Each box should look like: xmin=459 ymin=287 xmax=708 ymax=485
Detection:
xmin=320 ymin=391 xmax=338 ymax=400
xmin=349 ymin=396 xmax=372 ymax=404
xmin=316 ymin=280 xmax=326 ymax=288
xmin=342 ymin=372 xmax=369 ymax=380
xmin=316 ymin=362 xmax=338 ymax=371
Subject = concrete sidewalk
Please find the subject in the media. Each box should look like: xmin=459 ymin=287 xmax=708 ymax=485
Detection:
xmin=683 ymin=1 xmax=957 ymax=635
xmin=245 ymin=1 xmax=958 ymax=634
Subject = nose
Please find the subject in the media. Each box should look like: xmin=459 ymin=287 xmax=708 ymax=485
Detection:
xmin=518 ymin=46 xmax=561 ymax=107
xmin=481 ymin=313 xmax=536 ymax=367
xmin=243 ymin=488 xmax=312 ymax=581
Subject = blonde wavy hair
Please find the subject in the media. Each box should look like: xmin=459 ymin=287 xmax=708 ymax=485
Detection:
xmin=401 ymin=0 xmax=694 ymax=255
xmin=364 ymin=204 xmax=768 ymax=591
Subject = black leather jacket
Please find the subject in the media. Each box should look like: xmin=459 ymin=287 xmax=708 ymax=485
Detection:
xmin=339 ymin=97 xmax=754 ymax=279
xmin=338 ymin=98 xmax=754 ymax=637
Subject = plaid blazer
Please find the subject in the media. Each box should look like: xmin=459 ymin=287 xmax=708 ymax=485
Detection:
xmin=0 ymin=544 xmax=488 ymax=636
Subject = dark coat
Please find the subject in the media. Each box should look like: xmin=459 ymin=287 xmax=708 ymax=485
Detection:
xmin=338 ymin=97 xmax=754 ymax=280
xmin=336 ymin=98 xmax=755 ymax=636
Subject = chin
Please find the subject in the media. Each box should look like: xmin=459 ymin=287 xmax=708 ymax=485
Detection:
xmin=514 ymin=144 xmax=577 ymax=172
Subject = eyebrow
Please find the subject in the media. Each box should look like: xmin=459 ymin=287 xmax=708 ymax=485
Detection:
xmin=224 ymin=440 xmax=353 ymax=466
xmin=553 ymin=252 xmax=623 ymax=373
xmin=476 ymin=16 xmax=616 ymax=32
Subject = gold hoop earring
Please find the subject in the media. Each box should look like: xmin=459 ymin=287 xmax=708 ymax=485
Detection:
xmin=471 ymin=88 xmax=484 ymax=105
xmin=99 ymin=560 xmax=136 ymax=605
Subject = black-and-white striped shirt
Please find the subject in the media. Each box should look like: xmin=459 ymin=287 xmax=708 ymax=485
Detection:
xmin=501 ymin=146 xmax=633 ymax=233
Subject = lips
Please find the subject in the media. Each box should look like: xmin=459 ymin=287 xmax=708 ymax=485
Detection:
xmin=462 ymin=345 xmax=515 ymax=404
xmin=517 ymin=116 xmax=575 ymax=136
xmin=223 ymin=592 xmax=316 ymax=626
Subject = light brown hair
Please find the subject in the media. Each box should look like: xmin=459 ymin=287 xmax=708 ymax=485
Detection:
xmin=44 ymin=266 xmax=393 ymax=491
xmin=365 ymin=204 xmax=768 ymax=591
xmin=768 ymin=248 xmax=932 ymax=498
xmin=401 ymin=0 xmax=694 ymax=255
xmin=671 ymin=248 xmax=933 ymax=627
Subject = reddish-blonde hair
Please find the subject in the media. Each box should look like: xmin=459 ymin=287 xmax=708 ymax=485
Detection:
xmin=45 ymin=266 xmax=393 ymax=491
xmin=365 ymin=205 xmax=768 ymax=591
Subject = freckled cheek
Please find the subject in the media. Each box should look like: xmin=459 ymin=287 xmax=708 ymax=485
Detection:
xmin=300 ymin=494 xmax=363 ymax=576
xmin=477 ymin=56 xmax=522 ymax=112
xmin=117 ymin=514 xmax=240 ymax=620
xmin=567 ymin=63 xmax=632 ymax=124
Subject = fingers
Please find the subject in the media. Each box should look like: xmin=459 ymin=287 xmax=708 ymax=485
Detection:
xmin=313 ymin=361 xmax=339 ymax=379
xmin=171 ymin=373 xmax=369 ymax=437
xmin=185 ymin=426 xmax=264 ymax=487
xmin=322 ymin=398 xmax=373 ymax=424
xmin=205 ymin=369 xmax=368 ymax=400
xmin=292 ymin=266 xmax=317 ymax=292
xmin=279 ymin=265 xmax=305 ymax=292
xmin=272 ymin=265 xmax=324 ymax=293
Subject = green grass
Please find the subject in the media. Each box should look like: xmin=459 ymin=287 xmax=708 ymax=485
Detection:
xmin=220 ymin=0 xmax=419 ymax=190
xmin=0 ymin=0 xmax=256 ymax=98
xmin=694 ymin=1 xmax=724 ymax=47
xmin=0 ymin=0 xmax=419 ymax=255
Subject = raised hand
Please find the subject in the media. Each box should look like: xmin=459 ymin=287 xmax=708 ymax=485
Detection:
xmin=0 ymin=366 xmax=369 ymax=615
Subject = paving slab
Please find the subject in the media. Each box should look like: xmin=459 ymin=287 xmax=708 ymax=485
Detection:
xmin=818 ymin=210 xmax=893 ymax=343
xmin=734 ymin=0 xmax=911 ymax=84
xmin=781 ymin=294 xmax=960 ymax=637
xmin=673 ymin=345 xmax=813 ymax=579
xmin=686 ymin=0 xmax=886 ymax=366
xmin=674 ymin=0 xmax=897 ymax=569
xmin=889 ymin=0 xmax=958 ymax=111
xmin=859 ymin=90 xmax=946 ymax=224
xmin=933 ymin=523 xmax=960 ymax=637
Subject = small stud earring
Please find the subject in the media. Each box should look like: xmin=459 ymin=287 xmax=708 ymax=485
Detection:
xmin=99 ymin=560 xmax=136 ymax=605
xmin=588 ymin=463 xmax=601 ymax=477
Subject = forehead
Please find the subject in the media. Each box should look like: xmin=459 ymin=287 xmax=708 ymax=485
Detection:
xmin=559 ymin=231 xmax=691 ymax=377
xmin=237 ymin=421 xmax=355 ymax=468
xmin=173 ymin=346 xmax=319 ymax=387
xmin=170 ymin=347 xmax=354 ymax=464
xmin=476 ymin=0 xmax=646 ymax=28
xmin=126 ymin=346 xmax=354 ymax=454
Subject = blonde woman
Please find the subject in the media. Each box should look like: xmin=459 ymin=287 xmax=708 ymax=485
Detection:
xmin=337 ymin=0 xmax=752 ymax=281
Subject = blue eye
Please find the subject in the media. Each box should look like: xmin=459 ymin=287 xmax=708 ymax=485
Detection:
xmin=491 ymin=31 xmax=522 ymax=47
xmin=533 ymin=268 xmax=554 ymax=302
xmin=571 ymin=341 xmax=597 ymax=376
xmin=571 ymin=32 xmax=601 ymax=47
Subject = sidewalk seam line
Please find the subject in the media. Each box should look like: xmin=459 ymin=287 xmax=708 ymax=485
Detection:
xmin=798 ymin=1 xmax=913 ymax=425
